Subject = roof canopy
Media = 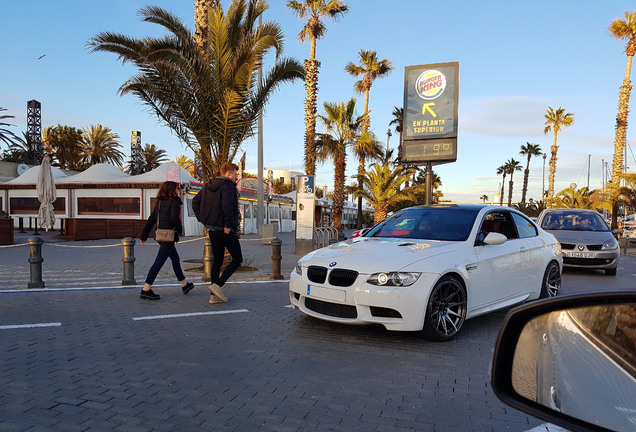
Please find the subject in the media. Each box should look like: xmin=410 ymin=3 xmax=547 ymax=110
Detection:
xmin=2 ymin=162 xmax=196 ymax=186
xmin=5 ymin=165 xmax=67 ymax=185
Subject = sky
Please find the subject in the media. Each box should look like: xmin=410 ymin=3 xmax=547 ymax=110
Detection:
xmin=2 ymin=0 xmax=636 ymax=203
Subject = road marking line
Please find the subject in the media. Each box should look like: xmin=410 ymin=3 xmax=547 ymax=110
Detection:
xmin=0 ymin=322 xmax=61 ymax=330
xmin=132 ymin=309 xmax=249 ymax=321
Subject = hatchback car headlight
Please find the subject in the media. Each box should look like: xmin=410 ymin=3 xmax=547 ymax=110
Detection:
xmin=367 ymin=272 xmax=421 ymax=287
xmin=602 ymin=240 xmax=618 ymax=250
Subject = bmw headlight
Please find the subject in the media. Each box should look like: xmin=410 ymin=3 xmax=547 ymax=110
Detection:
xmin=367 ymin=272 xmax=421 ymax=287
xmin=294 ymin=259 xmax=303 ymax=275
xmin=602 ymin=240 xmax=618 ymax=250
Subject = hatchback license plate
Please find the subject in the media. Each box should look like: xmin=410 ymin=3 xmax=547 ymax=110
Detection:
xmin=566 ymin=251 xmax=594 ymax=258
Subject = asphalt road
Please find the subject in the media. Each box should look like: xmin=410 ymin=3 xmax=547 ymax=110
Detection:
xmin=1 ymin=255 xmax=634 ymax=432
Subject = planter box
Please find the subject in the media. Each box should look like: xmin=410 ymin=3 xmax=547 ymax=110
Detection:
xmin=0 ymin=218 xmax=14 ymax=245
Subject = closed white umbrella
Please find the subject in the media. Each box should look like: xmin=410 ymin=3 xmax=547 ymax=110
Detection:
xmin=36 ymin=155 xmax=57 ymax=231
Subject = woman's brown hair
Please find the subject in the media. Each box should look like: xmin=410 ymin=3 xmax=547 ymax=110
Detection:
xmin=156 ymin=181 xmax=179 ymax=200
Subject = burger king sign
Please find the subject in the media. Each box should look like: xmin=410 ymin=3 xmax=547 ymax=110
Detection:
xmin=415 ymin=70 xmax=446 ymax=100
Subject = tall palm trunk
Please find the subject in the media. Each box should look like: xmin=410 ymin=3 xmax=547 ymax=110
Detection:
xmin=547 ymin=131 xmax=558 ymax=207
xmin=194 ymin=0 xmax=212 ymax=62
xmin=356 ymin=85 xmax=371 ymax=228
xmin=521 ymin=155 xmax=531 ymax=204
xmin=507 ymin=173 xmax=515 ymax=207
xmin=611 ymin=55 xmax=633 ymax=188
xmin=333 ymin=156 xmax=346 ymax=231
xmin=499 ymin=173 xmax=506 ymax=206
xmin=304 ymin=58 xmax=320 ymax=176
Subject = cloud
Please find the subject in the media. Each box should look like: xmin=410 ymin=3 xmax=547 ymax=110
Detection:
xmin=460 ymin=96 xmax=548 ymax=137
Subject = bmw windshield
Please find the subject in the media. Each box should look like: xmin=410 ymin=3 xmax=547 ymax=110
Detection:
xmin=364 ymin=207 xmax=480 ymax=242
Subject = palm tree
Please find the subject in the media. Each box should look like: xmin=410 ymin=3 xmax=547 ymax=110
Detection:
xmin=554 ymin=186 xmax=593 ymax=209
xmin=496 ymin=164 xmax=507 ymax=206
xmin=173 ymin=154 xmax=196 ymax=177
xmin=286 ymin=0 xmax=349 ymax=176
xmin=0 ymin=108 xmax=22 ymax=149
xmin=1 ymin=133 xmax=31 ymax=163
xmin=519 ymin=142 xmax=543 ymax=204
xmin=43 ymin=125 xmax=86 ymax=170
xmin=609 ymin=12 xmax=636 ymax=191
xmin=88 ymin=2 xmax=303 ymax=178
xmin=358 ymin=163 xmax=424 ymax=224
xmin=504 ymin=158 xmax=522 ymax=206
xmin=480 ymin=194 xmax=488 ymax=203
xmin=345 ymin=49 xmax=393 ymax=229
xmin=314 ymin=98 xmax=362 ymax=231
xmin=80 ymin=124 xmax=124 ymax=166
xmin=544 ymin=106 xmax=575 ymax=206
xmin=140 ymin=144 xmax=168 ymax=172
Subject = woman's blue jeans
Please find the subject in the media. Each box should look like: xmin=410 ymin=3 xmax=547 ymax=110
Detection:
xmin=145 ymin=242 xmax=185 ymax=285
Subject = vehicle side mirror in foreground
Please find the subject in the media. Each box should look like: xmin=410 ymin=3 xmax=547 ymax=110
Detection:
xmin=491 ymin=292 xmax=636 ymax=432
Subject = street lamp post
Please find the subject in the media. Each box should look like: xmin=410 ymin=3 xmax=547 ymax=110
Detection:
xmin=542 ymin=153 xmax=547 ymax=199
xmin=386 ymin=128 xmax=392 ymax=154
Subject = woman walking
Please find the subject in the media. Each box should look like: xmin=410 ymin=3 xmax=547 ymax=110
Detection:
xmin=139 ymin=181 xmax=194 ymax=300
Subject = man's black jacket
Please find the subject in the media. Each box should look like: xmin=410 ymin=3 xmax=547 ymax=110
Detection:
xmin=192 ymin=177 xmax=239 ymax=231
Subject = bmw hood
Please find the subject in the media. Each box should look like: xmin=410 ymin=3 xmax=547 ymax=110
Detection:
xmin=297 ymin=237 xmax=459 ymax=273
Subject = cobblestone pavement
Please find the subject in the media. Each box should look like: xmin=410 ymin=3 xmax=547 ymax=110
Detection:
xmin=3 ymin=229 xmax=630 ymax=431
xmin=0 ymin=281 xmax=545 ymax=432
xmin=0 ymin=230 xmax=303 ymax=291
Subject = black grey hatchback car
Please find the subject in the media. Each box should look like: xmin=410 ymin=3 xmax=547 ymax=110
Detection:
xmin=536 ymin=209 xmax=619 ymax=275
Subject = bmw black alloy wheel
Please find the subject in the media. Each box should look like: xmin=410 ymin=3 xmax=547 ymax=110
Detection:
xmin=540 ymin=262 xmax=561 ymax=298
xmin=423 ymin=275 xmax=467 ymax=341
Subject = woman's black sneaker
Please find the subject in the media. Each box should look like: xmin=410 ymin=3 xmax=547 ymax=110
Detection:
xmin=182 ymin=282 xmax=195 ymax=295
xmin=140 ymin=289 xmax=160 ymax=300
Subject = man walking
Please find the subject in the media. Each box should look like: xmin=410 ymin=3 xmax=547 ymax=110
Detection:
xmin=193 ymin=163 xmax=243 ymax=304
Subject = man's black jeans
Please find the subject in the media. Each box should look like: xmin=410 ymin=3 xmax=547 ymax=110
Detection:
xmin=208 ymin=230 xmax=243 ymax=287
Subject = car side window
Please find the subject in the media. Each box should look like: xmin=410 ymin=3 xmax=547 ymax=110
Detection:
xmin=511 ymin=212 xmax=538 ymax=238
xmin=481 ymin=211 xmax=519 ymax=239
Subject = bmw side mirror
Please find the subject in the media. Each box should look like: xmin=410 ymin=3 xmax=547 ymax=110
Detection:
xmin=491 ymin=292 xmax=636 ymax=432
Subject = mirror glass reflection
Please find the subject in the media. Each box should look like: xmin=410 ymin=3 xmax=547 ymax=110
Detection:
xmin=511 ymin=303 xmax=636 ymax=432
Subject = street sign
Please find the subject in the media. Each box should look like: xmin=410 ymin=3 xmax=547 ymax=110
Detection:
xmin=402 ymin=62 xmax=459 ymax=165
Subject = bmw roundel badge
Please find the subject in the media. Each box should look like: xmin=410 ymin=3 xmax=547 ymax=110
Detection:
xmin=329 ymin=262 xmax=337 ymax=267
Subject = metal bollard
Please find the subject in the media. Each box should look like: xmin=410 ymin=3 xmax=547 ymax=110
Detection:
xmin=270 ymin=237 xmax=283 ymax=280
xmin=121 ymin=237 xmax=137 ymax=285
xmin=202 ymin=238 xmax=212 ymax=282
xmin=27 ymin=236 xmax=45 ymax=288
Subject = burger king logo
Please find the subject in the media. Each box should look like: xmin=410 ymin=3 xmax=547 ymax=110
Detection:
xmin=415 ymin=70 xmax=446 ymax=100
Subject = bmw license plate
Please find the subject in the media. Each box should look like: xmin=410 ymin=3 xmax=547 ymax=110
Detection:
xmin=566 ymin=251 xmax=594 ymax=258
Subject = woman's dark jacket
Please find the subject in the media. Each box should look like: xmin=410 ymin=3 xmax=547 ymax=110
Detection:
xmin=141 ymin=196 xmax=183 ymax=242
xmin=192 ymin=177 xmax=239 ymax=232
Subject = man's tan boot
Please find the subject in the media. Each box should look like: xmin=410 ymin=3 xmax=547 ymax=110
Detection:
xmin=209 ymin=283 xmax=228 ymax=302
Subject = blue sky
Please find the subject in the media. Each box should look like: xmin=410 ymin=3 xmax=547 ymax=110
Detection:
xmin=2 ymin=0 xmax=635 ymax=203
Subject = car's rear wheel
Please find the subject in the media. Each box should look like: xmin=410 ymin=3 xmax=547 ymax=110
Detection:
xmin=605 ymin=268 xmax=617 ymax=276
xmin=540 ymin=262 xmax=561 ymax=298
xmin=422 ymin=275 xmax=467 ymax=341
